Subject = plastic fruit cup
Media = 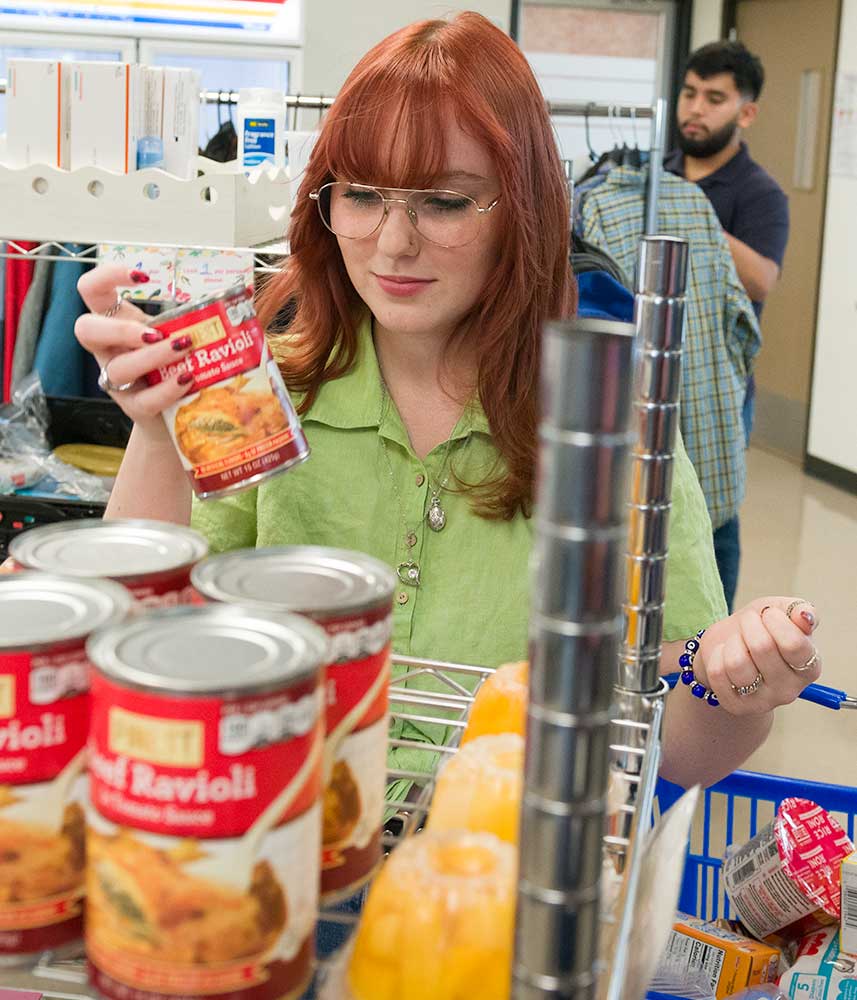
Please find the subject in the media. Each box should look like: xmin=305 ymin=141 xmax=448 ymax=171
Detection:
xmin=428 ymin=733 xmax=523 ymax=844
xmin=346 ymin=830 xmax=517 ymax=1000
xmin=461 ymin=660 xmax=528 ymax=745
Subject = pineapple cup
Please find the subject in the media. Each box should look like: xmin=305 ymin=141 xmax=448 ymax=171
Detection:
xmin=346 ymin=830 xmax=517 ymax=1000
xmin=461 ymin=661 xmax=528 ymax=745
xmin=427 ymin=733 xmax=524 ymax=844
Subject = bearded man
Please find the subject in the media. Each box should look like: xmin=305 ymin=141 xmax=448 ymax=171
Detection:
xmin=665 ymin=40 xmax=789 ymax=609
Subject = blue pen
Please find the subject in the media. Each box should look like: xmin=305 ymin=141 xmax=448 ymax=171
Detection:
xmin=662 ymin=673 xmax=857 ymax=710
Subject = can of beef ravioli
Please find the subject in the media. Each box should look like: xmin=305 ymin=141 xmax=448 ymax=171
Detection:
xmin=146 ymin=284 xmax=309 ymax=499
xmin=0 ymin=573 xmax=131 ymax=966
xmin=85 ymin=604 xmax=329 ymax=1000
xmin=192 ymin=546 xmax=396 ymax=903
xmin=10 ymin=519 xmax=208 ymax=609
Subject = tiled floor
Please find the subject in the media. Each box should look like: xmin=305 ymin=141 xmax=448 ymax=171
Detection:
xmin=737 ymin=446 xmax=857 ymax=785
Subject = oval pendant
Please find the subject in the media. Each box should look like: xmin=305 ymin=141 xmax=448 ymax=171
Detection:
xmin=427 ymin=496 xmax=446 ymax=533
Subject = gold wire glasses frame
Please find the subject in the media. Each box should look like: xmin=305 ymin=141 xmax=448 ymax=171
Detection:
xmin=309 ymin=181 xmax=501 ymax=249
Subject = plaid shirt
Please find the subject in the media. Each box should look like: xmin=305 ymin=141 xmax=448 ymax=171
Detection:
xmin=580 ymin=166 xmax=760 ymax=530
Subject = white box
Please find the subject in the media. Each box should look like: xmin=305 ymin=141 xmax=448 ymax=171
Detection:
xmin=5 ymin=59 xmax=71 ymax=168
xmin=138 ymin=66 xmax=165 ymax=169
xmin=161 ymin=67 xmax=200 ymax=180
xmin=841 ymin=851 xmax=857 ymax=955
xmin=69 ymin=62 xmax=140 ymax=173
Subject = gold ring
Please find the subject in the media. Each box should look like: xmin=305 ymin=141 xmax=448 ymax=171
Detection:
xmin=786 ymin=600 xmax=810 ymax=619
xmin=731 ymin=672 xmax=763 ymax=697
xmin=760 ymin=605 xmax=772 ymax=617
xmin=789 ymin=649 xmax=819 ymax=673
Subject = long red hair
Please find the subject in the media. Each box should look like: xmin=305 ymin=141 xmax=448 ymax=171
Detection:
xmin=258 ymin=11 xmax=576 ymax=519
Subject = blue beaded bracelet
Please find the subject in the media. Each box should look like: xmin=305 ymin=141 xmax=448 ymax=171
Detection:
xmin=679 ymin=629 xmax=719 ymax=707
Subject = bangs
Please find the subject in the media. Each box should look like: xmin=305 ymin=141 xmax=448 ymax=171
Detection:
xmin=324 ymin=83 xmax=449 ymax=189
xmin=320 ymin=59 xmax=507 ymax=191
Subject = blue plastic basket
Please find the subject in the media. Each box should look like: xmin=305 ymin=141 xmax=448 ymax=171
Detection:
xmin=655 ymin=769 xmax=857 ymax=922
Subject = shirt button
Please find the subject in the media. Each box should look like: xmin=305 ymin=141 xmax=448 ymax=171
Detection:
xmin=396 ymin=591 xmax=409 ymax=605
xmin=415 ymin=473 xmax=426 ymax=487
xmin=406 ymin=532 xmax=418 ymax=548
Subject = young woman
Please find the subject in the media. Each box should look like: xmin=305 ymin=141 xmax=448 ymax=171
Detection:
xmin=75 ymin=12 xmax=821 ymax=790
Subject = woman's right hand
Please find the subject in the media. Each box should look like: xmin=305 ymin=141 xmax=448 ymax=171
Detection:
xmin=75 ymin=266 xmax=195 ymax=439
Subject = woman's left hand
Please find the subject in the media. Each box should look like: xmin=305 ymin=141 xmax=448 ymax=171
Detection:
xmin=694 ymin=597 xmax=821 ymax=715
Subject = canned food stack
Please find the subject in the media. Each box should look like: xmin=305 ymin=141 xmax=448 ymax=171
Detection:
xmin=513 ymin=317 xmax=636 ymax=999
xmin=609 ymin=236 xmax=690 ymax=866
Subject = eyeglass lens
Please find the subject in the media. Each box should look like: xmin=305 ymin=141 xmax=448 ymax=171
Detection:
xmin=321 ymin=183 xmax=483 ymax=247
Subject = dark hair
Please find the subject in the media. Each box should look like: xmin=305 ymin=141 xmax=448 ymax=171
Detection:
xmin=684 ymin=41 xmax=764 ymax=101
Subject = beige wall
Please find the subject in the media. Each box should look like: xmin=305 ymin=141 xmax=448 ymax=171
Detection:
xmin=736 ymin=0 xmax=840 ymax=457
xmin=691 ymin=0 xmax=725 ymax=48
xmin=302 ymin=1 xmax=512 ymax=98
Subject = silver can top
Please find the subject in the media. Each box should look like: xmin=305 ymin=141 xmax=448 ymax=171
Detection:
xmin=0 ymin=573 xmax=132 ymax=651
xmin=10 ymin=519 xmax=209 ymax=580
xmin=191 ymin=546 xmax=396 ymax=618
xmin=152 ymin=282 xmax=249 ymax=326
xmin=87 ymin=603 xmax=330 ymax=695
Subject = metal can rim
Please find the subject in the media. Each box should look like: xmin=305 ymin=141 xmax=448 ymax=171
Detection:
xmin=149 ymin=282 xmax=249 ymax=326
xmin=9 ymin=518 xmax=210 ymax=581
xmin=0 ymin=572 xmax=133 ymax=652
xmin=86 ymin=603 xmax=330 ymax=696
xmin=191 ymin=545 xmax=397 ymax=619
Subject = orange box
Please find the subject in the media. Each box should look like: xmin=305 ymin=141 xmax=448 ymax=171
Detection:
xmin=662 ymin=914 xmax=781 ymax=999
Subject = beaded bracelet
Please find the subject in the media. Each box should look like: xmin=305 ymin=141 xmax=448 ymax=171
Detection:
xmin=679 ymin=629 xmax=719 ymax=707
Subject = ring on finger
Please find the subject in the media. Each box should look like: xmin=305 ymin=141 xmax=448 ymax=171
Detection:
xmin=731 ymin=672 xmax=763 ymax=697
xmin=786 ymin=599 xmax=811 ymax=619
xmin=101 ymin=291 xmax=128 ymax=319
xmin=788 ymin=648 xmax=819 ymax=673
xmin=97 ymin=357 xmax=136 ymax=393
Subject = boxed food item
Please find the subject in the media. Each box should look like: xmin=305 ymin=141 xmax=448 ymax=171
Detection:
xmin=780 ymin=927 xmax=857 ymax=1000
xmin=161 ymin=67 xmax=200 ymax=179
xmin=840 ymin=851 xmax=857 ymax=955
xmin=723 ymin=799 xmax=854 ymax=943
xmin=659 ymin=913 xmax=781 ymax=999
xmin=5 ymin=59 xmax=71 ymax=168
xmin=69 ymin=62 xmax=140 ymax=173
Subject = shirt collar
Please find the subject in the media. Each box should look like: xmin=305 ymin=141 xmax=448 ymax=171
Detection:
xmin=302 ymin=312 xmax=491 ymax=442
xmin=664 ymin=142 xmax=750 ymax=185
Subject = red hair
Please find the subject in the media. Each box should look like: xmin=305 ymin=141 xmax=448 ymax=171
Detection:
xmin=258 ymin=11 xmax=576 ymax=519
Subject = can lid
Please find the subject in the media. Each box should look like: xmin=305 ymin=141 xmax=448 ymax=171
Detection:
xmin=9 ymin=519 xmax=209 ymax=579
xmin=152 ymin=283 xmax=247 ymax=326
xmin=191 ymin=546 xmax=396 ymax=617
xmin=0 ymin=573 xmax=132 ymax=650
xmin=87 ymin=603 xmax=329 ymax=694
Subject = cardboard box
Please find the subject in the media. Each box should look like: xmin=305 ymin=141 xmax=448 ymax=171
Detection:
xmin=161 ymin=67 xmax=200 ymax=179
xmin=840 ymin=851 xmax=857 ymax=955
xmin=781 ymin=927 xmax=857 ymax=1000
xmin=661 ymin=914 xmax=781 ymax=999
xmin=69 ymin=62 xmax=140 ymax=173
xmin=138 ymin=66 xmax=165 ymax=169
xmin=5 ymin=59 xmax=70 ymax=168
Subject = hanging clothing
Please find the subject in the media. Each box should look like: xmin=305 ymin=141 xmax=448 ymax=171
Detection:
xmin=33 ymin=251 xmax=91 ymax=397
xmin=3 ymin=244 xmax=37 ymax=401
xmin=579 ymin=166 xmax=760 ymax=532
xmin=11 ymin=254 xmax=54 ymax=393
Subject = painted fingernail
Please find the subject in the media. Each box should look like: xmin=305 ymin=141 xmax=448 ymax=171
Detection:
xmin=172 ymin=335 xmax=193 ymax=351
xmin=130 ymin=270 xmax=150 ymax=284
xmin=141 ymin=328 xmax=165 ymax=344
xmin=801 ymin=610 xmax=816 ymax=629
xmin=177 ymin=371 xmax=195 ymax=386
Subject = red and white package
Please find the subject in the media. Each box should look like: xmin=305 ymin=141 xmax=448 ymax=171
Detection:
xmin=723 ymin=798 xmax=854 ymax=942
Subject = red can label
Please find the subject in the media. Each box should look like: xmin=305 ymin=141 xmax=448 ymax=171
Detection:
xmin=87 ymin=671 xmax=323 ymax=1000
xmin=126 ymin=567 xmax=198 ymax=610
xmin=147 ymin=288 xmax=309 ymax=498
xmin=0 ymin=645 xmax=90 ymax=956
xmin=320 ymin=608 xmax=392 ymax=901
